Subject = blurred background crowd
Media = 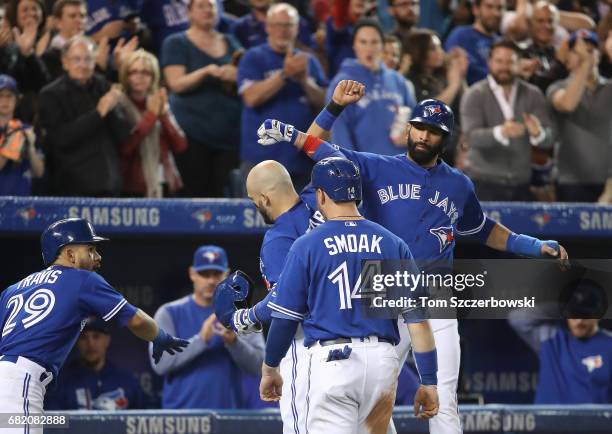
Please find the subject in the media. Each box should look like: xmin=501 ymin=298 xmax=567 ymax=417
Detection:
xmin=1 ymin=0 xmax=612 ymax=202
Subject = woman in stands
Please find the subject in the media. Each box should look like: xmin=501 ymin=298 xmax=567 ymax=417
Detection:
xmin=117 ymin=49 xmax=187 ymax=198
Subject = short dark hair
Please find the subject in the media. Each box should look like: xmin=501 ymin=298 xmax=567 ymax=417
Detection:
xmin=352 ymin=18 xmax=385 ymax=46
xmin=488 ymin=39 xmax=520 ymax=58
xmin=52 ymin=0 xmax=85 ymax=19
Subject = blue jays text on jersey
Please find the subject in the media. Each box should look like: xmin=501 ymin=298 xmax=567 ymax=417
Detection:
xmin=311 ymin=143 xmax=487 ymax=265
xmin=0 ymin=266 xmax=138 ymax=377
xmin=269 ymin=219 xmax=422 ymax=347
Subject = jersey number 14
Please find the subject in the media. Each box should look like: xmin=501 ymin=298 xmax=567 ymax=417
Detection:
xmin=1 ymin=289 xmax=56 ymax=337
xmin=328 ymin=261 xmax=363 ymax=310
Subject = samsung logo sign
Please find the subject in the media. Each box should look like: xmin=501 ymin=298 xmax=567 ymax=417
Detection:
xmin=68 ymin=206 xmax=160 ymax=227
xmin=126 ymin=416 xmax=211 ymax=434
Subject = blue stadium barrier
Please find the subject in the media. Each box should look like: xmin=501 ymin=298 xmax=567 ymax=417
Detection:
xmin=2 ymin=196 xmax=612 ymax=237
xmin=46 ymin=405 xmax=612 ymax=434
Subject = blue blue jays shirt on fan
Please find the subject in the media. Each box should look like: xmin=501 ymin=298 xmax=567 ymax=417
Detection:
xmin=327 ymin=58 xmax=416 ymax=156
xmin=269 ymin=219 xmax=420 ymax=347
xmin=140 ymin=0 xmax=189 ymax=54
xmin=535 ymin=327 xmax=612 ymax=404
xmin=237 ymin=43 xmax=328 ymax=175
xmin=0 ymin=266 xmax=138 ymax=377
xmin=311 ymin=144 xmax=486 ymax=268
xmin=444 ymin=25 xmax=498 ymax=85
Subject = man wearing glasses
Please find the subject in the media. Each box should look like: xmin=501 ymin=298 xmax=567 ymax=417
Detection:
xmin=38 ymin=36 xmax=131 ymax=196
xmin=237 ymin=2 xmax=327 ymax=193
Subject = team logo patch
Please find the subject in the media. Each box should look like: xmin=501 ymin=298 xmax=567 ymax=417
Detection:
xmin=203 ymin=251 xmax=219 ymax=263
xmin=424 ymin=105 xmax=442 ymax=117
xmin=93 ymin=388 xmax=129 ymax=410
xmin=17 ymin=206 xmax=37 ymax=223
xmin=192 ymin=209 xmax=213 ymax=225
xmin=531 ymin=212 xmax=552 ymax=229
xmin=582 ymin=355 xmax=603 ymax=373
xmin=430 ymin=226 xmax=454 ymax=253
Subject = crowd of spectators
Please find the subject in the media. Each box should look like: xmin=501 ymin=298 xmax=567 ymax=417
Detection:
xmin=1 ymin=0 xmax=612 ymax=202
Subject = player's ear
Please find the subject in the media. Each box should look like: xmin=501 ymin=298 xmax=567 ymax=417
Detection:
xmin=262 ymin=193 xmax=271 ymax=208
xmin=188 ymin=266 xmax=197 ymax=282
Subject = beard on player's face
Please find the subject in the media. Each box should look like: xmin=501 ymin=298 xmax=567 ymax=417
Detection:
xmin=255 ymin=200 xmax=275 ymax=225
xmin=407 ymin=132 xmax=443 ymax=165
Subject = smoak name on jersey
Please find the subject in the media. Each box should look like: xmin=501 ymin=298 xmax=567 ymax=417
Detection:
xmin=312 ymin=144 xmax=486 ymax=265
xmin=0 ymin=266 xmax=138 ymax=377
xmin=269 ymin=219 xmax=421 ymax=347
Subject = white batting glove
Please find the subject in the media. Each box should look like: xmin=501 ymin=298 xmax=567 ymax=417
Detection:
xmin=257 ymin=119 xmax=297 ymax=145
xmin=231 ymin=308 xmax=263 ymax=335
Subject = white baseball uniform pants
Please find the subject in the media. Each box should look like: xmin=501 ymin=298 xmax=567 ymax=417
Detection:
xmin=306 ymin=337 xmax=400 ymax=434
xmin=0 ymin=355 xmax=52 ymax=434
xmin=279 ymin=325 xmax=309 ymax=434
xmin=387 ymin=318 xmax=462 ymax=434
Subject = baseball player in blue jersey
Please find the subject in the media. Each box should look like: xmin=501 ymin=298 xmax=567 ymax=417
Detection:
xmin=259 ymin=157 xmax=440 ymax=434
xmin=0 ymin=218 xmax=188 ymax=433
xmin=256 ymin=80 xmax=569 ymax=434
xmin=215 ymin=159 xmax=323 ymax=433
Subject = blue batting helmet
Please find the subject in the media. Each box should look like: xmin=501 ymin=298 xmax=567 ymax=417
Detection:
xmin=311 ymin=157 xmax=362 ymax=202
xmin=41 ymin=218 xmax=108 ymax=266
xmin=409 ymin=99 xmax=454 ymax=136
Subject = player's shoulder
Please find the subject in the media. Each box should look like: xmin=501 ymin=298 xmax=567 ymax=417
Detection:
xmin=437 ymin=160 xmax=474 ymax=187
xmin=287 ymin=222 xmax=326 ymax=252
xmin=262 ymin=206 xmax=306 ymax=248
xmin=362 ymin=219 xmax=406 ymax=245
xmin=598 ymin=328 xmax=612 ymax=342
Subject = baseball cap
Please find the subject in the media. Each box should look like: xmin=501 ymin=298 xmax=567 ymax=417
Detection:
xmin=0 ymin=75 xmax=18 ymax=94
xmin=83 ymin=316 xmax=110 ymax=334
xmin=568 ymin=29 xmax=599 ymax=49
xmin=192 ymin=245 xmax=229 ymax=272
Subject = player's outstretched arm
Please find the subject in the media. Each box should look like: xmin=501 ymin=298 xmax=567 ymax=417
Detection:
xmin=406 ymin=320 xmax=439 ymax=420
xmin=306 ymin=79 xmax=366 ymax=141
xmin=127 ymin=309 xmax=189 ymax=364
xmin=485 ymin=221 xmax=569 ymax=267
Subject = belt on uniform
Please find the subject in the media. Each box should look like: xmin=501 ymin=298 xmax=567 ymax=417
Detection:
xmin=0 ymin=355 xmax=53 ymax=386
xmin=316 ymin=336 xmax=395 ymax=347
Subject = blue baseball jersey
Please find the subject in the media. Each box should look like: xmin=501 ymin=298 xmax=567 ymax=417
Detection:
xmin=260 ymin=192 xmax=323 ymax=289
xmin=269 ymin=219 xmax=419 ymax=347
xmin=45 ymin=361 xmax=150 ymax=410
xmin=254 ymin=191 xmax=324 ymax=323
xmin=535 ymin=328 xmax=612 ymax=404
xmin=312 ymin=144 xmax=486 ymax=268
xmin=0 ymin=266 xmax=138 ymax=377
